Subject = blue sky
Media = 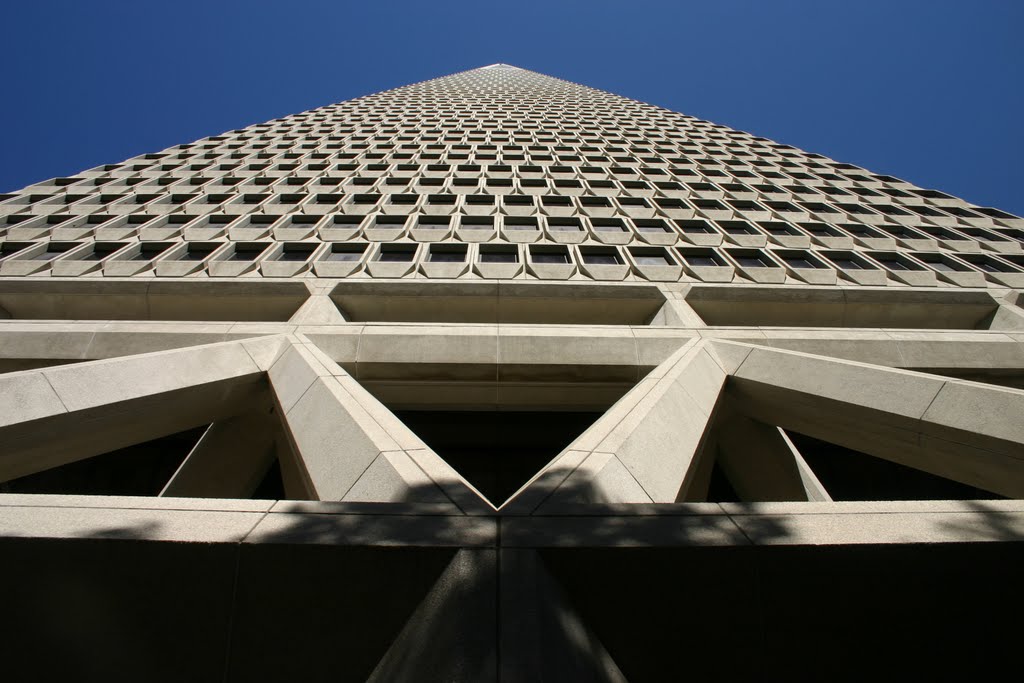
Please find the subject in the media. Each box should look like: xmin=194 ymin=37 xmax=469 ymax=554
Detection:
xmin=2 ymin=1 xmax=1022 ymax=215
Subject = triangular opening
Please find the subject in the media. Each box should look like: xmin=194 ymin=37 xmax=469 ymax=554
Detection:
xmin=395 ymin=410 xmax=604 ymax=506
xmin=251 ymin=458 xmax=287 ymax=500
xmin=705 ymin=461 xmax=742 ymax=503
xmin=785 ymin=430 xmax=1005 ymax=501
xmin=158 ymin=407 xmax=311 ymax=501
xmin=0 ymin=426 xmax=207 ymax=496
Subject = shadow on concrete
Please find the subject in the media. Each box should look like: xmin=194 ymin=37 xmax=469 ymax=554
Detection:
xmin=3 ymin=476 xmax=1023 ymax=681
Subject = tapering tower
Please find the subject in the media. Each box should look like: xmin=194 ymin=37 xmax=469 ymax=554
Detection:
xmin=1 ymin=65 xmax=1022 ymax=681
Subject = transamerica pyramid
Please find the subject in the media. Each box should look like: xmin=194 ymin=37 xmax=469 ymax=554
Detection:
xmin=1 ymin=65 xmax=1022 ymax=681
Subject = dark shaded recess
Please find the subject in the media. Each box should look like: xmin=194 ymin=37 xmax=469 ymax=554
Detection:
xmin=543 ymin=543 xmax=1024 ymax=681
xmin=786 ymin=430 xmax=1003 ymax=501
xmin=227 ymin=545 xmax=455 ymax=682
xmin=704 ymin=460 xmax=741 ymax=502
xmin=911 ymin=367 xmax=1024 ymax=390
xmin=250 ymin=458 xmax=286 ymax=500
xmin=542 ymin=547 xmax=763 ymax=681
xmin=0 ymin=426 xmax=207 ymax=496
xmin=0 ymin=358 xmax=83 ymax=373
xmin=329 ymin=281 xmax=666 ymax=324
xmin=395 ymin=410 xmax=603 ymax=506
xmin=0 ymin=537 xmax=238 ymax=683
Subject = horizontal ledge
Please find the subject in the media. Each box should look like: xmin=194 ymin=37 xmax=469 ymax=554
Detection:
xmin=1 ymin=496 xmax=1020 ymax=547
xmin=330 ymin=280 xmax=666 ymax=324
xmin=0 ymin=278 xmax=310 ymax=322
xmin=686 ymin=284 xmax=1003 ymax=329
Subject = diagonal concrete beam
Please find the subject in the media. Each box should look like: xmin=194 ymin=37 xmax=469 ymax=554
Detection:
xmin=0 ymin=339 xmax=270 ymax=483
xmin=716 ymin=340 xmax=1024 ymax=498
xmin=268 ymin=337 xmax=490 ymax=511
xmin=507 ymin=339 xmax=728 ymax=511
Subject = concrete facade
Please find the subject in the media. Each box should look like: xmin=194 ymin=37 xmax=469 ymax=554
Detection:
xmin=1 ymin=65 xmax=1023 ymax=681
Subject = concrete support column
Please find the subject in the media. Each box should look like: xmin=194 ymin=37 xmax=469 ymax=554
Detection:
xmin=287 ymin=294 xmax=347 ymax=324
xmin=715 ymin=410 xmax=831 ymax=502
xmin=649 ymin=298 xmax=706 ymax=327
xmin=160 ymin=410 xmax=277 ymax=498
xmin=499 ymin=548 xmax=627 ymax=682
xmin=369 ymin=549 xmax=497 ymax=682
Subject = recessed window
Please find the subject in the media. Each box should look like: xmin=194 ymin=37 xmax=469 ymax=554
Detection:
xmin=728 ymin=249 xmax=775 ymax=268
xmin=778 ymin=251 xmax=824 ymax=269
xmin=461 ymin=216 xmax=494 ymax=229
xmin=835 ymin=223 xmax=882 ymax=239
xmin=374 ymin=216 xmax=407 ymax=228
xmin=679 ymin=249 xmax=725 ymax=267
xmin=541 ymin=196 xmax=573 ymax=207
xmin=878 ymin=225 xmax=926 ymax=240
xmin=592 ymin=218 xmax=627 ymax=232
xmin=821 ymin=251 xmax=874 ymax=271
xmin=531 ymin=246 xmax=571 ymax=264
xmin=915 ymin=226 xmax=962 ymax=241
xmin=978 ymin=207 xmax=1019 ymax=220
xmin=676 ymin=219 xmax=717 ymax=235
xmin=428 ymin=246 xmax=466 ymax=263
xmin=958 ymin=227 xmax=1009 ymax=243
xmin=328 ymin=215 xmax=364 ymax=229
xmin=378 ymin=245 xmax=417 ymax=263
xmin=548 ymin=217 xmax=583 ymax=231
xmin=958 ymin=254 xmax=1019 ymax=273
xmin=630 ymin=247 xmax=672 ymax=266
xmin=180 ymin=243 xmax=219 ymax=262
xmin=130 ymin=243 xmax=173 ymax=261
xmin=635 ymin=219 xmax=671 ymax=233
xmin=505 ymin=217 xmax=538 ymax=231
xmin=325 ymin=244 xmax=366 ymax=262
xmin=870 ymin=253 xmax=923 ymax=272
xmin=77 ymin=242 xmax=126 ymax=261
xmin=278 ymin=244 xmax=316 ymax=262
xmin=581 ymin=248 xmax=623 ymax=265
xmin=417 ymin=216 xmax=451 ymax=229
xmin=229 ymin=243 xmax=269 ymax=262
xmin=30 ymin=243 xmax=79 ymax=261
xmin=0 ymin=242 xmax=33 ymax=260
xmin=719 ymin=220 xmax=758 ymax=235
xmin=654 ymin=198 xmax=687 ymax=210
xmin=759 ymin=221 xmax=800 ymax=236
xmin=693 ymin=199 xmax=726 ymax=211
xmin=503 ymin=195 xmax=534 ymax=206
xmin=480 ymin=247 xmax=518 ymax=264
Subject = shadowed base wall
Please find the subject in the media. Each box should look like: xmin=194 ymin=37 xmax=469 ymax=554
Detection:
xmin=2 ymin=532 xmax=1020 ymax=682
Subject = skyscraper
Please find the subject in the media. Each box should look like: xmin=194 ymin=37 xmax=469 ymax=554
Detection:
xmin=1 ymin=64 xmax=1022 ymax=681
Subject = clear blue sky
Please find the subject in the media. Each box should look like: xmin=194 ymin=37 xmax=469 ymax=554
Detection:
xmin=3 ymin=1 xmax=1022 ymax=215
